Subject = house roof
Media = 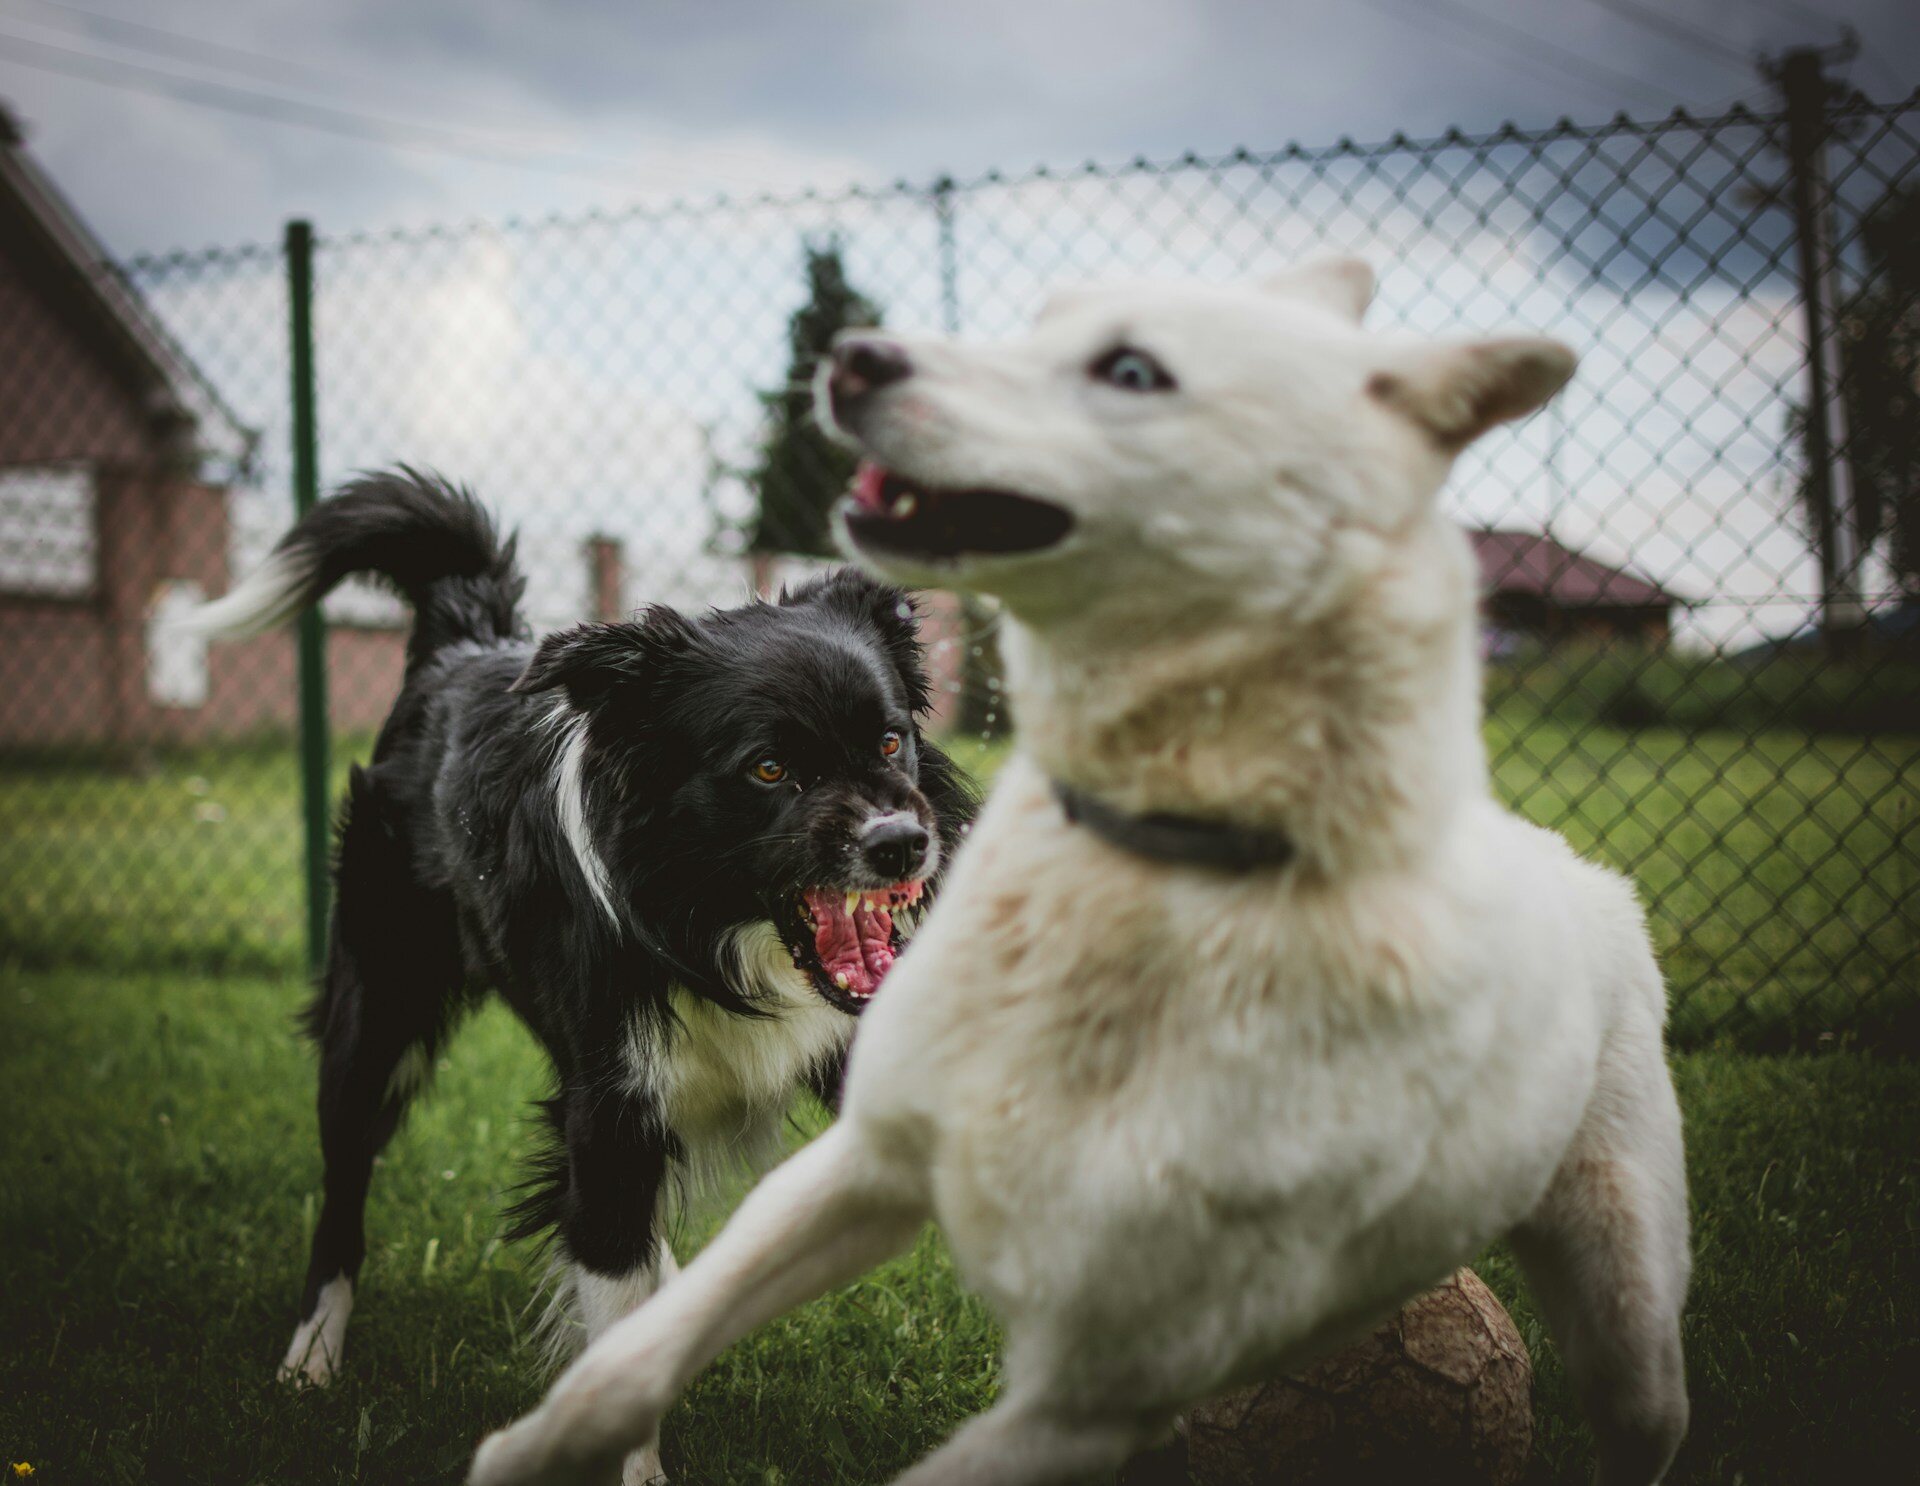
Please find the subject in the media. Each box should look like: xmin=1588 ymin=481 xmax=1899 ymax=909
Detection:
xmin=0 ymin=104 xmax=253 ymax=472
xmin=1469 ymin=528 xmax=1677 ymax=608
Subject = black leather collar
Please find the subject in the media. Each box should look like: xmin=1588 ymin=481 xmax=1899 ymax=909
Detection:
xmin=1052 ymin=780 xmax=1296 ymax=874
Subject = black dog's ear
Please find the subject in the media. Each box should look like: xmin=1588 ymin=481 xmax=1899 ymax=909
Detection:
xmin=508 ymin=623 xmax=636 ymax=706
xmin=509 ymin=606 xmax=697 ymax=710
xmin=786 ymin=568 xmax=934 ymax=715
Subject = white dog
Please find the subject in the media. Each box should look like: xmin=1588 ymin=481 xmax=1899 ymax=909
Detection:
xmin=470 ymin=262 xmax=1690 ymax=1486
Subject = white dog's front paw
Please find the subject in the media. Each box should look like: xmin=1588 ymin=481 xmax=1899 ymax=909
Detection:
xmin=468 ymin=1410 xmax=623 ymax=1486
xmin=467 ymin=1424 xmax=559 ymax=1486
xmin=469 ymin=1341 xmax=674 ymax=1486
xmin=620 ymin=1441 xmax=667 ymax=1485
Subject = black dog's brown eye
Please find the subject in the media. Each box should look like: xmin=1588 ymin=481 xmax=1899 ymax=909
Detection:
xmin=1091 ymin=345 xmax=1175 ymax=393
xmin=880 ymin=730 xmax=903 ymax=758
xmin=752 ymin=758 xmax=787 ymax=784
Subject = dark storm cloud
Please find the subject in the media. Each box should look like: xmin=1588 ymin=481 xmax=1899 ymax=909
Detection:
xmin=313 ymin=0 xmax=1918 ymax=163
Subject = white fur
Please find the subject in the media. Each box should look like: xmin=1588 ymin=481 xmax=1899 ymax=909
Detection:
xmin=170 ymin=546 xmax=315 ymax=638
xmin=530 ymin=924 xmax=849 ymax=1485
xmin=571 ymin=1249 xmax=679 ymax=1347
xmin=592 ymin=923 xmax=850 ymax=1486
xmin=279 ymin=1274 xmax=353 ymax=1387
xmin=553 ymin=713 xmax=621 ymax=927
xmin=470 ymin=265 xmax=1690 ymax=1486
xmin=628 ymin=923 xmax=853 ymax=1186
xmin=566 ymin=1251 xmax=679 ymax=1486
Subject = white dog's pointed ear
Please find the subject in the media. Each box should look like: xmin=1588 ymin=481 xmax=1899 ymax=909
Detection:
xmin=1368 ymin=337 xmax=1576 ymax=448
xmin=1262 ymin=257 xmax=1376 ymax=322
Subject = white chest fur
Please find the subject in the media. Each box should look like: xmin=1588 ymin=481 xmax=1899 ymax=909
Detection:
xmin=626 ymin=922 xmax=852 ymax=1174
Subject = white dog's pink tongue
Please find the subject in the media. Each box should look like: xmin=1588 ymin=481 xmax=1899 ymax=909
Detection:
xmin=849 ymin=461 xmax=889 ymax=512
xmin=803 ymin=888 xmax=896 ymax=999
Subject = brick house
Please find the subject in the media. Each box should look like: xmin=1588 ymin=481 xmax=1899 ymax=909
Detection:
xmin=0 ymin=110 xmax=956 ymax=754
xmin=0 ymin=106 xmax=414 ymax=752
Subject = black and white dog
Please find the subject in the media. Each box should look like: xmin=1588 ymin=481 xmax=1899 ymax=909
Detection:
xmin=186 ymin=470 xmax=973 ymax=1481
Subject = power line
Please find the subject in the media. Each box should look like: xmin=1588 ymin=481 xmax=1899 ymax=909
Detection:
xmin=0 ymin=28 xmax=636 ymax=179
xmin=1692 ymin=79 xmax=1773 ymax=116
xmin=1741 ymin=0 xmax=1851 ymax=35
xmin=4 ymin=0 xmax=332 ymax=91
xmin=3 ymin=0 xmax=831 ymax=190
xmin=1820 ymin=25 xmax=1905 ymax=101
xmin=0 ymin=27 xmax=780 ymax=191
xmin=1350 ymin=0 xmax=1673 ymax=111
xmin=1585 ymin=0 xmax=1753 ymax=72
xmin=3 ymin=0 xmax=595 ymax=152
xmin=1740 ymin=0 xmax=1902 ymax=97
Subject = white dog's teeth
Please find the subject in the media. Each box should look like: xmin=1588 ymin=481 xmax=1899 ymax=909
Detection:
xmin=835 ymin=972 xmax=851 ymax=989
xmin=894 ymin=493 xmax=918 ymax=517
xmin=844 ymin=890 xmax=859 ymax=914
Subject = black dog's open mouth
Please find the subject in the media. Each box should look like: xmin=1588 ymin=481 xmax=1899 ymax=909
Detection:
xmin=779 ymin=879 xmax=927 ymax=1013
xmin=840 ymin=461 xmax=1074 ymax=562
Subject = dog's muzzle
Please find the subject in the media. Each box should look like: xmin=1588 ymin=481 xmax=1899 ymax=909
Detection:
xmin=828 ymin=335 xmax=915 ymax=427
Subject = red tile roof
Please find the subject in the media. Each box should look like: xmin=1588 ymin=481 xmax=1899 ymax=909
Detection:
xmin=1469 ymin=528 xmax=1676 ymax=608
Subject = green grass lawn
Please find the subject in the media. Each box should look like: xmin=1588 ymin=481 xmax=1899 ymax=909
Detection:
xmin=3 ymin=704 xmax=1914 ymax=1050
xmin=1 ymin=699 xmax=1914 ymax=1480
xmin=1 ymin=965 xmax=1913 ymax=1485
xmin=1480 ymin=693 xmax=1918 ymax=1051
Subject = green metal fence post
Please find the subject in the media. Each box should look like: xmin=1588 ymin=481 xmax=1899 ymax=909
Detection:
xmin=285 ymin=219 xmax=331 ymax=976
xmin=932 ymin=174 xmax=960 ymax=338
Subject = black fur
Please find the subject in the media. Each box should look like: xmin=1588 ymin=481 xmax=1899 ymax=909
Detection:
xmin=263 ymin=470 xmax=976 ymax=1344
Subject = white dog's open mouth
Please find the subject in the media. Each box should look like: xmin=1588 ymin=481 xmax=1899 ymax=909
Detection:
xmin=841 ymin=461 xmax=1074 ymax=562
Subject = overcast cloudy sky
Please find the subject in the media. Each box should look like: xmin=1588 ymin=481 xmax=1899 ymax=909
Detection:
xmin=4 ymin=1 xmax=1913 ymax=651
xmin=2 ymin=0 xmax=1915 ymax=255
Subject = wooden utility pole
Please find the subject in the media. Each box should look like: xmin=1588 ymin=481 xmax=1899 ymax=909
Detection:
xmin=1772 ymin=43 xmax=1867 ymax=655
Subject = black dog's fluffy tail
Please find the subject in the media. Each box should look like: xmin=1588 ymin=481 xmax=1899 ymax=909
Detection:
xmin=178 ymin=467 xmax=525 ymax=665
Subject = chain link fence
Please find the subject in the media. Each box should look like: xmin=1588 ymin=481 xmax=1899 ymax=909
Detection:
xmin=2 ymin=87 xmax=1915 ymax=1050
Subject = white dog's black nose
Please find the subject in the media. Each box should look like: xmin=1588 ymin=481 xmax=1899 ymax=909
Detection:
xmin=861 ymin=813 xmax=931 ymax=880
xmin=830 ymin=336 xmax=914 ymax=416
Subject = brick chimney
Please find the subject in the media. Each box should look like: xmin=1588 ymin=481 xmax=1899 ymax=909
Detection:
xmin=586 ymin=534 xmax=624 ymax=622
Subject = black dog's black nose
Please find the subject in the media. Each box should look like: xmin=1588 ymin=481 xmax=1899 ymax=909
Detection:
xmin=830 ymin=336 xmax=913 ymax=412
xmin=861 ymin=815 xmax=931 ymax=881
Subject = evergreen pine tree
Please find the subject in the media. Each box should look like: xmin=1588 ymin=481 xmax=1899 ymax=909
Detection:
xmin=1793 ymin=187 xmax=1920 ymax=602
xmin=747 ymin=241 xmax=883 ymax=557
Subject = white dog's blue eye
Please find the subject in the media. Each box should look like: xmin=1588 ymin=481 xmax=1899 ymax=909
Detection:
xmin=1091 ymin=346 xmax=1176 ymax=393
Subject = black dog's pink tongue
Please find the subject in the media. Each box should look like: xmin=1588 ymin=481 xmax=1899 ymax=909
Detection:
xmin=802 ymin=887 xmax=896 ymax=999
